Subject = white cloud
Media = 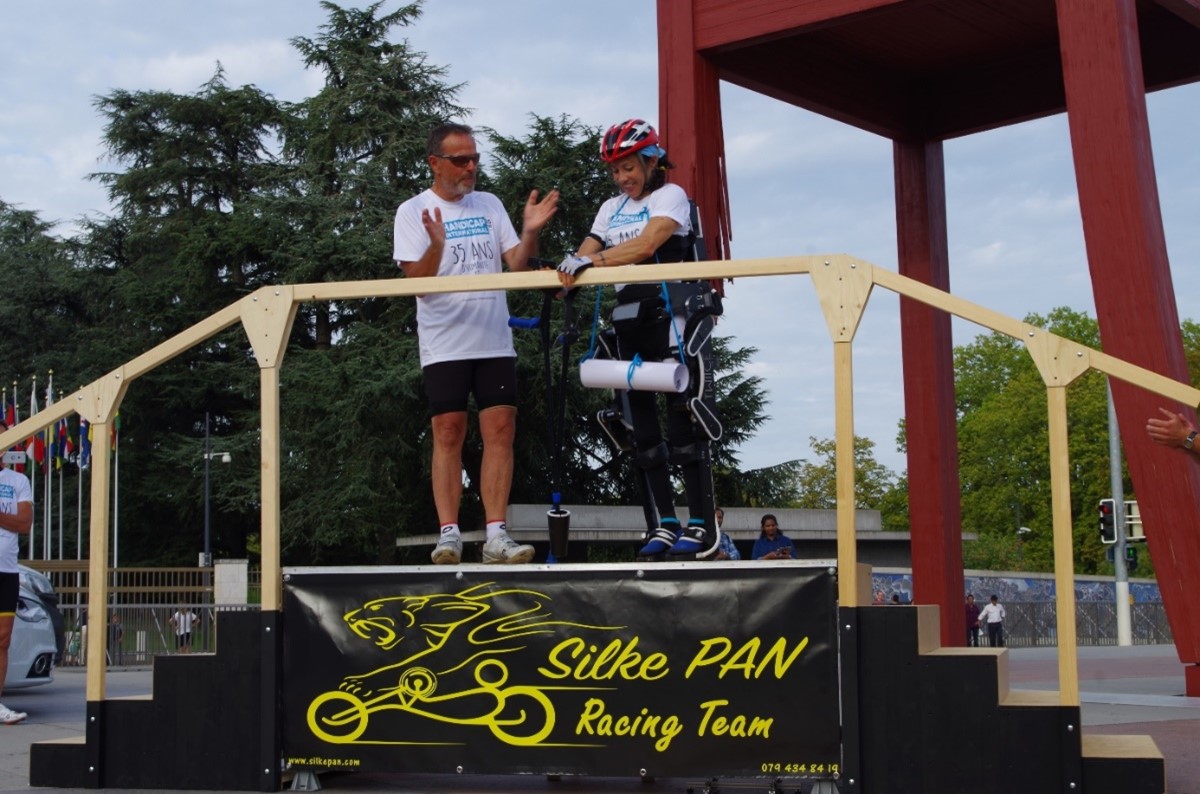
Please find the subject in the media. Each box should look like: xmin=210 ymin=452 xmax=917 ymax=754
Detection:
xmin=103 ymin=39 xmax=306 ymax=95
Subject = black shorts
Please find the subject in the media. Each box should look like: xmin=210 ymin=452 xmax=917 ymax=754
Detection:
xmin=176 ymin=632 xmax=192 ymax=648
xmin=423 ymin=357 xmax=518 ymax=416
xmin=0 ymin=571 xmax=18 ymax=615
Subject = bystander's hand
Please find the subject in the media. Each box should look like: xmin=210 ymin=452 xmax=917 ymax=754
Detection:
xmin=1147 ymin=407 xmax=1197 ymax=450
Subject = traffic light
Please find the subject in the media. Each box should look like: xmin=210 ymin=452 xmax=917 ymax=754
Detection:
xmin=1125 ymin=499 xmax=1145 ymax=542
xmin=1099 ymin=498 xmax=1117 ymax=544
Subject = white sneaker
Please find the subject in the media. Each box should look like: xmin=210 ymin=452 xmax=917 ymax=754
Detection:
xmin=0 ymin=703 xmax=27 ymax=725
xmin=482 ymin=532 xmax=535 ymax=564
xmin=430 ymin=533 xmax=462 ymax=565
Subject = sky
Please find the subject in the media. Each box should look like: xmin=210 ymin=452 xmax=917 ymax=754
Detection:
xmin=3 ymin=1 xmax=1200 ymax=477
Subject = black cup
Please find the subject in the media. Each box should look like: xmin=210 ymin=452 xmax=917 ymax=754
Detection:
xmin=547 ymin=509 xmax=570 ymax=559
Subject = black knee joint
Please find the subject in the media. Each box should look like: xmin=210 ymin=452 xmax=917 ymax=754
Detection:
xmin=636 ymin=442 xmax=670 ymax=470
xmin=670 ymin=442 xmax=703 ymax=466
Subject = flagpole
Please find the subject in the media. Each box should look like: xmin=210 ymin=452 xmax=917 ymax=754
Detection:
xmin=77 ymin=417 xmax=87 ymax=561
xmin=112 ymin=416 xmax=119 ymax=569
xmin=43 ymin=370 xmax=53 ymax=559
xmin=76 ymin=463 xmax=83 ymax=560
xmin=28 ymin=374 xmax=38 ymax=561
xmin=56 ymin=460 xmax=62 ymax=559
xmin=44 ymin=432 xmax=50 ymax=558
xmin=58 ymin=392 xmax=65 ymax=560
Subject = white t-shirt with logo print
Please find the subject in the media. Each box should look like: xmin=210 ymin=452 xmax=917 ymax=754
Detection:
xmin=0 ymin=467 xmax=32 ymax=574
xmin=589 ymin=182 xmax=692 ymax=252
xmin=393 ymin=189 xmax=521 ymax=367
xmin=588 ymin=183 xmax=693 ymax=294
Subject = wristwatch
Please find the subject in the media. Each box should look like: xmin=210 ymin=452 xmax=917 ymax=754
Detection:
xmin=1185 ymin=430 xmax=1197 ymax=450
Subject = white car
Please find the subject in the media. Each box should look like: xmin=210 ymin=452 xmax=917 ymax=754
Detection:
xmin=5 ymin=566 xmax=61 ymax=689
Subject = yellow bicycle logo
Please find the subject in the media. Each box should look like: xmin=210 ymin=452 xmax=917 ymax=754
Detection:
xmin=307 ymin=659 xmax=554 ymax=746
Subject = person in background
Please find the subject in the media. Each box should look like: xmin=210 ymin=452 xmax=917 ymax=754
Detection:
xmin=709 ymin=507 xmax=741 ymax=561
xmin=979 ymin=594 xmax=1006 ymax=647
xmin=107 ymin=611 xmax=124 ymax=666
xmin=395 ymin=122 xmax=559 ymax=565
xmin=751 ymin=513 xmax=794 ymax=560
xmin=965 ymin=594 xmax=982 ymax=647
xmin=170 ymin=606 xmax=198 ymax=654
xmin=0 ymin=420 xmax=33 ymax=724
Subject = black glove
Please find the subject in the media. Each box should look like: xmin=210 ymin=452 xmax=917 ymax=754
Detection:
xmin=557 ymin=255 xmax=593 ymax=277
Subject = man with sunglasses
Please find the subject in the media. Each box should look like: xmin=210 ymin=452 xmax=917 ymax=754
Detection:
xmin=394 ymin=122 xmax=559 ymax=565
xmin=0 ymin=421 xmax=34 ymax=724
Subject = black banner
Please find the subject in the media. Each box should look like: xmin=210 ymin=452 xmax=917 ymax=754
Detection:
xmin=282 ymin=563 xmax=840 ymax=780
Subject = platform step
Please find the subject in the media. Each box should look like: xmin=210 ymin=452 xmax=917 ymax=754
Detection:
xmin=1081 ymin=735 xmax=1164 ymax=794
xmin=29 ymin=737 xmax=89 ymax=788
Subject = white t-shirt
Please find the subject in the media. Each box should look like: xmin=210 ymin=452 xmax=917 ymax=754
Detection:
xmin=172 ymin=610 xmax=197 ymax=635
xmin=393 ymin=189 xmax=521 ymax=367
xmin=980 ymin=602 xmax=1006 ymax=624
xmin=0 ymin=466 xmax=33 ymax=573
xmin=590 ymin=182 xmax=691 ymax=250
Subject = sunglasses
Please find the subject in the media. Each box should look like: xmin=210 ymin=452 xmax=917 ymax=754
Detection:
xmin=432 ymin=153 xmax=481 ymax=168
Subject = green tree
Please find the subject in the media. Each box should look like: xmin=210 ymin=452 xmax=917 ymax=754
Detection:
xmin=0 ymin=201 xmax=99 ymax=382
xmin=1181 ymin=319 xmax=1200 ymax=387
xmin=84 ymin=67 xmax=287 ymax=563
xmin=281 ymin=0 xmax=464 ymax=347
xmin=956 ymin=307 xmax=1118 ymax=575
xmin=792 ymin=435 xmax=899 ymax=510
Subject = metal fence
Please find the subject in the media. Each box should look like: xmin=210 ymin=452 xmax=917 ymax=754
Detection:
xmin=25 ymin=562 xmax=213 ymax=608
xmin=58 ymin=603 xmax=259 ymax=667
xmin=31 ymin=563 xmax=1172 ymax=661
xmin=983 ymin=601 xmax=1173 ymax=648
xmin=21 ymin=561 xmax=262 ymax=667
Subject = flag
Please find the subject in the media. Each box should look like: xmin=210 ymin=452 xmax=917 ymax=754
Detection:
xmin=30 ymin=433 xmax=45 ymax=468
xmin=62 ymin=418 xmax=74 ymax=461
xmin=55 ymin=418 xmax=69 ymax=470
xmin=80 ymin=419 xmax=91 ymax=469
xmin=8 ymin=383 xmax=22 ymax=473
xmin=42 ymin=374 xmax=54 ymax=471
xmin=26 ymin=383 xmax=41 ymax=469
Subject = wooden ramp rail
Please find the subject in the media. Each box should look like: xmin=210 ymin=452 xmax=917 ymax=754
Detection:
xmin=7 ymin=253 xmax=1186 ymax=790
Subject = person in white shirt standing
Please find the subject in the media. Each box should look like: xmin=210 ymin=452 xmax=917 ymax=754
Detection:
xmin=170 ymin=607 xmax=198 ymax=654
xmin=979 ymin=594 xmax=1007 ymax=647
xmin=0 ymin=420 xmax=34 ymax=724
xmin=394 ymin=122 xmax=559 ymax=565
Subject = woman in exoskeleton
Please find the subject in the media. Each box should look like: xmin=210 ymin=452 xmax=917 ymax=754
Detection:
xmin=557 ymin=119 xmax=718 ymax=560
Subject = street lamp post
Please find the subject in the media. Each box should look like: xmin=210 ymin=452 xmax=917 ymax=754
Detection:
xmin=1017 ymin=526 xmax=1033 ymax=565
xmin=202 ymin=412 xmax=232 ymax=568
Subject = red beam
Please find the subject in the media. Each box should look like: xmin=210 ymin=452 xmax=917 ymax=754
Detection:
xmin=1058 ymin=0 xmax=1200 ymax=687
xmin=692 ymin=0 xmax=909 ymax=51
xmin=894 ymin=140 xmax=965 ymax=647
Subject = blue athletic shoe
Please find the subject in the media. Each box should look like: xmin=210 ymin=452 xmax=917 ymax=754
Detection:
xmin=669 ymin=520 xmax=713 ymax=558
xmin=637 ymin=523 xmax=679 ymax=560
